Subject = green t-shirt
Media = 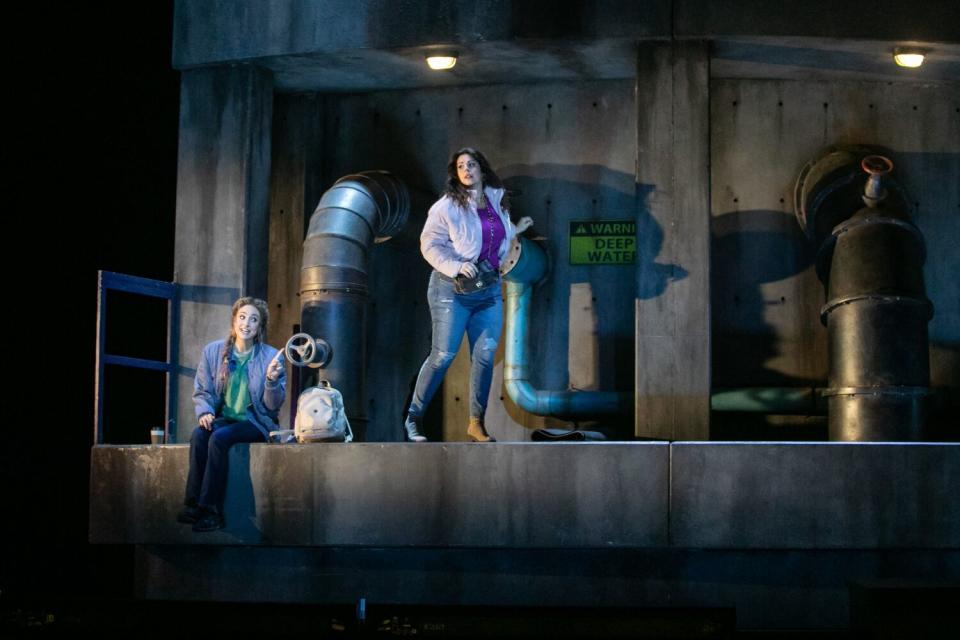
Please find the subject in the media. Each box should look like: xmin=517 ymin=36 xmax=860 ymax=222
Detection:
xmin=221 ymin=348 xmax=253 ymax=421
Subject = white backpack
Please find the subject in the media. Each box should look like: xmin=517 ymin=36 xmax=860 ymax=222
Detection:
xmin=294 ymin=381 xmax=353 ymax=443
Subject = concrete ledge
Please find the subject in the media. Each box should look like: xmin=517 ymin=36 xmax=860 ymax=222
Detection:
xmin=90 ymin=443 xmax=669 ymax=547
xmin=670 ymin=442 xmax=960 ymax=549
xmin=90 ymin=442 xmax=959 ymax=549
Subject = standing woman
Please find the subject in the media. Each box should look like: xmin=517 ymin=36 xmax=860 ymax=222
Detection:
xmin=178 ymin=296 xmax=286 ymax=531
xmin=404 ymin=147 xmax=532 ymax=442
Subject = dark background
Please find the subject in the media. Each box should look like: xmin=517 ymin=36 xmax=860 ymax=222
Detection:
xmin=5 ymin=1 xmax=179 ymax=617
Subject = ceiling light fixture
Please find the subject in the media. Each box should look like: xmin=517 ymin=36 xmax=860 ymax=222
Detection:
xmin=426 ymin=52 xmax=458 ymax=70
xmin=893 ymin=47 xmax=925 ymax=68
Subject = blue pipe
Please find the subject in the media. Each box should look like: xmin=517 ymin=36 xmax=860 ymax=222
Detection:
xmin=501 ymin=238 xmax=632 ymax=418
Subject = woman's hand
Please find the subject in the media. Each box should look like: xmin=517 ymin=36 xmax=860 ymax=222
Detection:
xmin=266 ymin=351 xmax=284 ymax=382
xmin=199 ymin=413 xmax=215 ymax=430
xmin=459 ymin=262 xmax=479 ymax=278
xmin=516 ymin=216 xmax=533 ymax=233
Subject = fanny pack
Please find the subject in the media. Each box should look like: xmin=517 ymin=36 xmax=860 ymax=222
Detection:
xmin=454 ymin=259 xmax=500 ymax=294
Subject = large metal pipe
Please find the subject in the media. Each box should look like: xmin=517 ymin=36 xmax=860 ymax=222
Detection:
xmin=794 ymin=148 xmax=932 ymax=441
xmin=501 ymin=237 xmax=632 ymax=418
xmin=300 ymin=172 xmax=409 ymax=440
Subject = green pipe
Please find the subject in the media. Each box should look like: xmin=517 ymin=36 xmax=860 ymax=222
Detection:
xmin=710 ymin=387 xmax=826 ymax=414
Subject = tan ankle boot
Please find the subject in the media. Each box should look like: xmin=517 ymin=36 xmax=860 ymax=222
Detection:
xmin=467 ymin=416 xmax=496 ymax=442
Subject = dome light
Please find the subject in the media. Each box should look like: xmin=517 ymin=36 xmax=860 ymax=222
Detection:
xmin=893 ymin=48 xmax=925 ymax=68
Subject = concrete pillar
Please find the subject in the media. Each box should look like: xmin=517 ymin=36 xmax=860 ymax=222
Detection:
xmin=267 ymin=95 xmax=325 ymax=429
xmin=634 ymin=42 xmax=711 ymax=440
xmin=173 ymin=65 xmax=274 ymax=442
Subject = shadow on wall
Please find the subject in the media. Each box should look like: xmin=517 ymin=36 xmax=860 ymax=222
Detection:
xmin=929 ymin=341 xmax=960 ymax=441
xmin=711 ymin=208 xmax=824 ymax=439
xmin=471 ymin=164 xmax=685 ymax=439
xmin=635 ymin=182 xmax=689 ymax=301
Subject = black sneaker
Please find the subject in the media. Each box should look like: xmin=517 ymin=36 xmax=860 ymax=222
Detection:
xmin=177 ymin=504 xmax=201 ymax=524
xmin=192 ymin=509 xmax=225 ymax=532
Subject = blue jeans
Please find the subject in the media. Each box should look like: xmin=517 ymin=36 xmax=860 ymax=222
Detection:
xmin=184 ymin=418 xmax=264 ymax=512
xmin=408 ymin=271 xmax=503 ymax=419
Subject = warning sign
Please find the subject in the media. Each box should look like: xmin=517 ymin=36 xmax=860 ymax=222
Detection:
xmin=569 ymin=220 xmax=636 ymax=265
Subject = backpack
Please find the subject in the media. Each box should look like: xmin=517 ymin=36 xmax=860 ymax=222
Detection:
xmin=294 ymin=380 xmax=353 ymax=443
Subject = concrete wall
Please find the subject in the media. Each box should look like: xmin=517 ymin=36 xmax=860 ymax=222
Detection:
xmin=634 ymin=41 xmax=711 ymax=440
xmin=173 ymin=0 xmax=669 ymax=68
xmin=172 ymin=1 xmax=957 ymax=69
xmin=90 ymin=442 xmax=960 ymax=548
xmin=710 ymin=78 xmax=960 ymax=436
xmin=89 ymin=441 xmax=960 ymax=629
xmin=279 ymin=79 xmax=641 ymax=442
xmin=262 ymin=72 xmax=959 ymax=442
xmin=173 ymin=65 xmax=273 ymax=442
xmin=169 ymin=3 xmax=959 ymax=443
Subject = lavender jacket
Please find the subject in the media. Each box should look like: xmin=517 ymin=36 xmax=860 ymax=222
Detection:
xmin=192 ymin=339 xmax=286 ymax=441
xmin=420 ymin=186 xmax=519 ymax=278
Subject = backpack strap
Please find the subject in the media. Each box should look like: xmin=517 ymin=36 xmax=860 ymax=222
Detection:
xmin=318 ymin=379 xmax=353 ymax=443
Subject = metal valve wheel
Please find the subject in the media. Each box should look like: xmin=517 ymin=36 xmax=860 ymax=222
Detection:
xmin=861 ymin=155 xmax=893 ymax=175
xmin=284 ymin=333 xmax=332 ymax=369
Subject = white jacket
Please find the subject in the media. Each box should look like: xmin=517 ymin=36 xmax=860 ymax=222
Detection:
xmin=420 ymin=186 xmax=518 ymax=278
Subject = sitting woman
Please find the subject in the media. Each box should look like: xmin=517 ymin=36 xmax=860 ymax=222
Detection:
xmin=177 ymin=296 xmax=286 ymax=532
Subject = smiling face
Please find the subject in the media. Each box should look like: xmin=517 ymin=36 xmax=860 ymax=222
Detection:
xmin=233 ymin=304 xmax=262 ymax=343
xmin=456 ymin=153 xmax=482 ymax=189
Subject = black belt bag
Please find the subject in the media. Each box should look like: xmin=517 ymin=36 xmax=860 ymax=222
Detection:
xmin=454 ymin=259 xmax=500 ymax=294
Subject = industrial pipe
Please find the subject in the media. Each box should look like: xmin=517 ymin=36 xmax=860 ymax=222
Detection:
xmin=501 ymin=237 xmax=632 ymax=417
xmin=300 ymin=171 xmax=409 ymax=439
xmin=710 ymin=387 xmax=826 ymax=414
xmin=794 ymin=148 xmax=932 ymax=441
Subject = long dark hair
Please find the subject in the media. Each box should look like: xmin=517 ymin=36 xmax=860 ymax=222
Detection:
xmin=444 ymin=147 xmax=510 ymax=211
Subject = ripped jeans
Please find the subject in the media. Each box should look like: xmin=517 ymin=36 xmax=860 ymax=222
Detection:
xmin=408 ymin=270 xmax=503 ymax=419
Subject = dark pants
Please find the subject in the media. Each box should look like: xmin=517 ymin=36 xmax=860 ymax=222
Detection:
xmin=184 ymin=418 xmax=263 ymax=512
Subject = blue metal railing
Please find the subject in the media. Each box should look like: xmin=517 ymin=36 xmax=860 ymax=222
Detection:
xmin=94 ymin=271 xmax=179 ymax=444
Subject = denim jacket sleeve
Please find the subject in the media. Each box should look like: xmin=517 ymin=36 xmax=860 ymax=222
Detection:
xmin=261 ymin=346 xmax=286 ymax=413
xmin=192 ymin=341 xmax=222 ymax=419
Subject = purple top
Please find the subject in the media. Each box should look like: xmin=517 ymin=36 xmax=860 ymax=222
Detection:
xmin=477 ymin=199 xmax=506 ymax=270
